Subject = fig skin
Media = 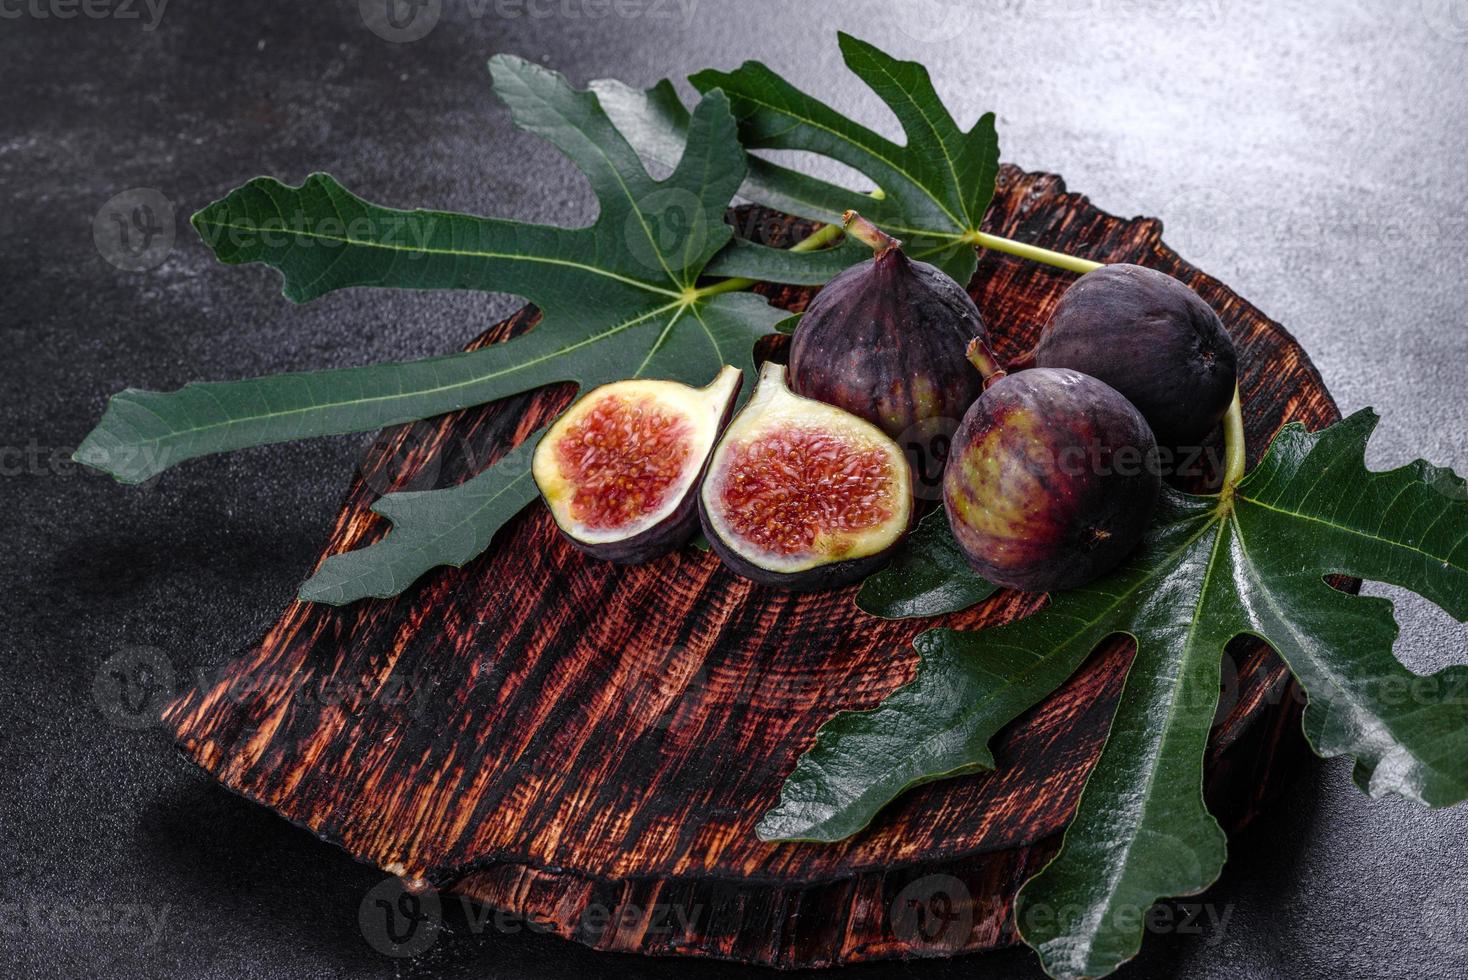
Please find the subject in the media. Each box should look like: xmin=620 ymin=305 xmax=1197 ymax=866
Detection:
xmin=698 ymin=520 xmax=899 ymax=593
xmin=943 ymin=366 xmax=1160 ymax=593
xmin=788 ymin=212 xmax=986 ymax=444
xmin=590 ymin=484 xmax=701 ymax=565
xmin=699 ymin=361 xmax=913 ymax=592
xmin=532 ymin=367 xmax=742 ymax=565
xmin=1027 ymin=263 xmax=1237 ymax=448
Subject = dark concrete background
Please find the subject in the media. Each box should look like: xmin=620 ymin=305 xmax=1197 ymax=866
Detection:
xmin=3 ymin=1 xmax=1467 ymax=977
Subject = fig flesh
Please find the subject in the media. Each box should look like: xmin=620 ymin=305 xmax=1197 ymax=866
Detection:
xmin=532 ymin=366 xmax=741 ymax=564
xmin=788 ymin=212 xmax=985 ymax=490
xmin=1026 ymin=263 xmax=1237 ymax=448
xmin=699 ymin=361 xmax=913 ymax=591
xmin=944 ymin=347 xmax=1160 ymax=593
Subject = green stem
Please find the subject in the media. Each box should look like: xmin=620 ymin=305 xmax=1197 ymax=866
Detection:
xmin=970 ymin=231 xmax=1103 ymax=275
xmin=698 ymin=220 xmax=1102 ymax=300
xmin=693 ymin=220 xmax=845 ymax=299
xmin=790 ymin=222 xmax=846 ymax=253
xmin=1219 ymin=386 xmax=1246 ymax=500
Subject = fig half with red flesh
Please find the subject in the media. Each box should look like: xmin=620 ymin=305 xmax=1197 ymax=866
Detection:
xmin=532 ymin=366 xmax=741 ymax=564
xmin=944 ymin=344 xmax=1160 ymax=593
xmin=788 ymin=212 xmax=986 ymax=473
xmin=699 ymin=361 xmax=913 ymax=591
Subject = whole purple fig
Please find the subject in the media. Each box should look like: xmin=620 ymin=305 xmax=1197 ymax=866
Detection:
xmin=1024 ymin=263 xmax=1237 ymax=449
xmin=944 ymin=341 xmax=1160 ymax=593
xmin=789 ymin=211 xmax=986 ymax=492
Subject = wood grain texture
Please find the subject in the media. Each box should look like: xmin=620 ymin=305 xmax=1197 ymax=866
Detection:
xmin=163 ymin=166 xmax=1333 ymax=969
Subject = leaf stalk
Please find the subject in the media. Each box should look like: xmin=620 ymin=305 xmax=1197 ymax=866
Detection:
xmin=968 ymin=231 xmax=1103 ymax=275
xmin=1219 ymin=386 xmax=1246 ymax=500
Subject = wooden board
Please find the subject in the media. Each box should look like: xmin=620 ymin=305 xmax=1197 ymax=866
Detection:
xmin=163 ymin=165 xmax=1333 ymax=969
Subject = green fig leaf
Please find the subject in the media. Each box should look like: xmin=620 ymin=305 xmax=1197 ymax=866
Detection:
xmin=771 ymin=312 xmax=803 ymax=335
xmin=855 ymin=506 xmax=996 ymax=619
xmin=702 ymin=235 xmax=869 ymax=285
xmin=596 ymin=31 xmax=1000 ymax=285
xmin=77 ymin=35 xmax=1007 ymax=608
xmin=296 ymin=432 xmax=543 ymax=605
xmin=74 ymin=57 xmax=796 ymax=603
xmin=761 ymin=410 xmax=1468 ymax=979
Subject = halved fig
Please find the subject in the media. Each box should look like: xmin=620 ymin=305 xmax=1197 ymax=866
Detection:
xmin=698 ymin=361 xmax=913 ymax=591
xmin=532 ymin=366 xmax=741 ymax=564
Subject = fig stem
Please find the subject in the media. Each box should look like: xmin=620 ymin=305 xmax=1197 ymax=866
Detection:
xmin=966 ymin=337 xmax=1007 ymax=388
xmin=968 ymin=231 xmax=1103 ymax=276
xmin=1219 ymin=386 xmax=1246 ymax=500
xmin=842 ymin=210 xmax=901 ymax=256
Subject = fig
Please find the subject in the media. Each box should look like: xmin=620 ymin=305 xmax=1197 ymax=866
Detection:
xmin=1023 ymin=263 xmax=1237 ymax=448
xmin=532 ymin=366 xmax=741 ymax=564
xmin=699 ymin=361 xmax=913 ymax=591
xmin=788 ymin=211 xmax=986 ymax=489
xmin=944 ymin=342 xmax=1160 ymax=592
